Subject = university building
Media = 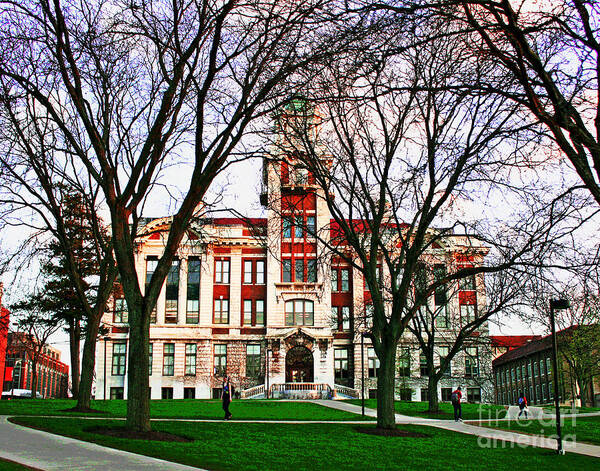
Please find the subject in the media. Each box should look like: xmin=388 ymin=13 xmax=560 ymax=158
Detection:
xmin=95 ymin=109 xmax=493 ymax=402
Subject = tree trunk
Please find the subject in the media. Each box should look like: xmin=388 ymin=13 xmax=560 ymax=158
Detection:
xmin=427 ymin=374 xmax=440 ymax=412
xmin=376 ymin=344 xmax=397 ymax=429
xmin=125 ymin=299 xmax=151 ymax=432
xmin=76 ymin=313 xmax=101 ymax=410
xmin=69 ymin=319 xmax=81 ymax=400
xmin=30 ymin=360 xmax=38 ymax=399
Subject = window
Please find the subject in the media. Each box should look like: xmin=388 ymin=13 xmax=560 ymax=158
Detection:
xmin=244 ymin=260 xmax=253 ymax=284
xmin=110 ymin=387 xmax=124 ymax=400
xmin=460 ymin=304 xmax=476 ymax=325
xmin=542 ymin=383 xmax=547 ymax=401
xmin=467 ymin=387 xmax=482 ymax=403
xmin=185 ymin=344 xmax=197 ymax=376
xmin=149 ymin=343 xmax=153 ymax=376
xmin=246 ymin=344 xmax=261 ymax=378
xmin=527 ymin=362 xmax=532 ymax=378
xmin=334 ymin=348 xmax=349 ymax=383
xmin=283 ymin=217 xmax=292 ymax=238
xmin=111 ymin=343 xmax=126 ymax=376
xmin=256 ymin=300 xmax=265 ymax=325
xmin=460 ymin=273 xmax=475 ymax=290
xmin=533 ymin=360 xmax=539 ymax=377
xmin=435 ymin=304 xmax=449 ymax=329
xmin=465 ymin=347 xmax=479 ymax=378
xmin=214 ymin=344 xmax=227 ymax=376
xmin=282 ymin=259 xmax=292 ymax=282
xmin=365 ymin=304 xmax=374 ymax=329
xmin=214 ymin=298 xmax=229 ymax=324
xmin=161 ymin=387 xmax=173 ymax=399
xmin=307 ymin=259 xmax=317 ymax=282
xmin=433 ymin=264 xmax=447 ymax=306
xmin=187 ymin=257 xmax=200 ymax=324
xmin=146 ymin=257 xmax=158 ymax=323
xmin=441 ymin=388 xmax=452 ymax=402
xmin=341 ymin=306 xmax=350 ymax=331
xmin=285 ymin=299 xmax=314 ymax=326
xmin=163 ymin=343 xmax=175 ymax=376
xmin=546 ymin=357 xmax=552 ymax=376
xmin=331 ymin=270 xmax=338 ymax=291
xmin=516 ymin=365 xmax=521 ymax=381
xmin=243 ymin=300 xmax=252 ymax=325
xmin=438 ymin=346 xmax=451 ymax=376
xmin=368 ymin=347 xmax=379 ymax=378
xmin=549 ymin=382 xmax=554 ymax=399
xmin=256 ymin=260 xmax=265 ymax=284
xmin=398 ymin=348 xmax=410 ymax=377
xmin=420 ymin=387 xmax=429 ymax=402
xmin=295 ymin=215 xmax=304 ymax=238
xmin=215 ymin=259 xmax=230 ymax=284
xmin=295 ymin=259 xmax=304 ymax=282
xmin=540 ymin=360 xmax=545 ymax=376
xmin=420 ymin=354 xmax=428 ymax=377
xmin=165 ymin=259 xmax=180 ymax=324
xmin=293 ymin=166 xmax=309 ymax=185
xmin=306 ymin=216 xmax=316 ymax=236
xmin=184 ymin=388 xmax=196 ymax=399
xmin=114 ymin=298 xmax=128 ymax=323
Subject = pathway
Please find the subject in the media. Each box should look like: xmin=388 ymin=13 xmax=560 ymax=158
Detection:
xmin=0 ymin=416 xmax=205 ymax=471
xmin=313 ymin=400 xmax=600 ymax=458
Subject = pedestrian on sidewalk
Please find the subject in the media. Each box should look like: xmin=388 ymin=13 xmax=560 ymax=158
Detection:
xmin=451 ymin=386 xmax=462 ymax=422
xmin=222 ymin=376 xmax=233 ymax=420
xmin=517 ymin=392 xmax=528 ymax=419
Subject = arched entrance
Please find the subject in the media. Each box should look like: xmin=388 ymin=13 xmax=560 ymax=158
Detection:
xmin=285 ymin=346 xmax=314 ymax=383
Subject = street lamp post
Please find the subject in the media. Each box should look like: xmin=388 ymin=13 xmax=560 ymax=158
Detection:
xmin=361 ymin=333 xmax=365 ymax=417
xmin=550 ymin=298 xmax=570 ymax=455
xmin=103 ymin=337 xmax=109 ymax=401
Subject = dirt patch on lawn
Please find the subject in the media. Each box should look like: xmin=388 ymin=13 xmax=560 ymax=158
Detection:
xmin=355 ymin=426 xmax=430 ymax=438
xmin=85 ymin=425 xmax=193 ymax=442
xmin=61 ymin=407 xmax=107 ymax=414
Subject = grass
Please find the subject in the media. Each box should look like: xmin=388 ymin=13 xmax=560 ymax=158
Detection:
xmin=0 ymin=457 xmax=41 ymax=470
xmin=10 ymin=416 xmax=599 ymax=470
xmin=346 ymin=399 xmax=508 ymax=420
xmin=0 ymin=399 xmax=369 ymax=421
xmin=478 ymin=416 xmax=600 ymax=446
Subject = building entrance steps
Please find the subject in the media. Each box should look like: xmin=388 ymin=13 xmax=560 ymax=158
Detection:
xmin=0 ymin=416 xmax=205 ymax=471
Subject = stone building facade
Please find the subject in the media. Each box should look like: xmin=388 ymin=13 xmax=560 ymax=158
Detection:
xmin=95 ymin=112 xmax=493 ymax=402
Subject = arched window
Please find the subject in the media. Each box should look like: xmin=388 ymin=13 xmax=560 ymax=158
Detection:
xmin=285 ymin=299 xmax=314 ymax=326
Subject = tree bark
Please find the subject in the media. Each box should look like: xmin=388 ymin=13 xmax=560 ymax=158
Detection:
xmin=125 ymin=298 xmax=151 ymax=432
xmin=30 ymin=360 xmax=38 ymax=399
xmin=376 ymin=344 xmax=397 ymax=429
xmin=76 ymin=313 xmax=101 ymax=410
xmin=427 ymin=374 xmax=440 ymax=412
xmin=69 ymin=319 xmax=81 ymax=400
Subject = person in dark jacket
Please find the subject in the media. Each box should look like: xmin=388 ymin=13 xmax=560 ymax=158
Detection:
xmin=451 ymin=386 xmax=463 ymax=422
xmin=222 ymin=376 xmax=233 ymax=420
xmin=518 ymin=393 xmax=528 ymax=419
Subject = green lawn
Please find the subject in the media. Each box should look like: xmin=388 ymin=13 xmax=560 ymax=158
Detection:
xmin=10 ymin=417 xmax=599 ymax=471
xmin=347 ymin=399 xmax=508 ymax=420
xmin=0 ymin=399 xmax=368 ymax=421
xmin=0 ymin=457 xmax=40 ymax=470
xmin=479 ymin=416 xmax=600 ymax=446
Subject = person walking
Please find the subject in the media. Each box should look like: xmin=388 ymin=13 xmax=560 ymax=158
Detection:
xmin=451 ymin=386 xmax=463 ymax=422
xmin=222 ymin=376 xmax=233 ymax=420
xmin=517 ymin=392 xmax=528 ymax=419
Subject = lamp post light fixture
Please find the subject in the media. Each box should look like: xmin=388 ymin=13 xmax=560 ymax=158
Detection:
xmin=550 ymin=298 xmax=570 ymax=455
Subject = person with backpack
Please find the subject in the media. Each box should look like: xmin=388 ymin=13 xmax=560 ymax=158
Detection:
xmin=222 ymin=376 xmax=233 ymax=420
xmin=517 ymin=393 xmax=528 ymax=419
xmin=451 ymin=386 xmax=463 ymax=422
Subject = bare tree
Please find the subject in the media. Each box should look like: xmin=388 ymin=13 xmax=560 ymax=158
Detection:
xmin=8 ymin=301 xmax=61 ymax=399
xmin=0 ymin=0 xmax=355 ymax=431
xmin=271 ymin=16 xmax=591 ymax=429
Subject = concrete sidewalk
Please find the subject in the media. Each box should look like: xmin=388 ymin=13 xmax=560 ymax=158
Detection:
xmin=0 ymin=416 xmax=205 ymax=470
xmin=313 ymin=400 xmax=600 ymax=458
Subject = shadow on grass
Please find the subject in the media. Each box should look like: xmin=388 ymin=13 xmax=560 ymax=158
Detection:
xmin=355 ymin=426 xmax=431 ymax=438
xmin=84 ymin=425 xmax=194 ymax=442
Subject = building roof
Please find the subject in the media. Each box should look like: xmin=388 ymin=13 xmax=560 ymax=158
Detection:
xmin=492 ymin=327 xmax=578 ymax=368
xmin=491 ymin=335 xmax=541 ymax=349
